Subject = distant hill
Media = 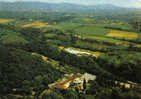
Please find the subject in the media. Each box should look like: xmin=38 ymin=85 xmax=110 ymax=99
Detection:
xmin=0 ymin=2 xmax=137 ymax=13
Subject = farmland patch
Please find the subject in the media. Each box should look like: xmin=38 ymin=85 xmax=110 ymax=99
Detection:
xmin=0 ymin=19 xmax=14 ymax=24
xmin=22 ymin=21 xmax=52 ymax=28
xmin=106 ymin=30 xmax=138 ymax=40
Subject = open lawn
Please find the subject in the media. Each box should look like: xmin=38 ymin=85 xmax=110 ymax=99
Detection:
xmin=106 ymin=30 xmax=138 ymax=40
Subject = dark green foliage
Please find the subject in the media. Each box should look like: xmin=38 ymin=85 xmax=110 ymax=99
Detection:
xmin=0 ymin=8 xmax=141 ymax=99
xmin=42 ymin=92 xmax=64 ymax=99
xmin=83 ymin=79 xmax=87 ymax=90
xmin=0 ymin=47 xmax=63 ymax=95
xmin=63 ymin=90 xmax=78 ymax=99
xmin=96 ymin=52 xmax=141 ymax=83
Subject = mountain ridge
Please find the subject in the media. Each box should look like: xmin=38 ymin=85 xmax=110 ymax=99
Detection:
xmin=0 ymin=1 xmax=138 ymax=12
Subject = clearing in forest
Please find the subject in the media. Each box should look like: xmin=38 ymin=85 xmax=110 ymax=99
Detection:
xmin=22 ymin=21 xmax=52 ymax=28
xmin=106 ymin=30 xmax=138 ymax=40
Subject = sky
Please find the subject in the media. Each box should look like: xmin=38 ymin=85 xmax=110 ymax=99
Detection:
xmin=0 ymin=0 xmax=141 ymax=8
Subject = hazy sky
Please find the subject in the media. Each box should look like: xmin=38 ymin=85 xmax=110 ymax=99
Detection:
xmin=1 ymin=0 xmax=141 ymax=8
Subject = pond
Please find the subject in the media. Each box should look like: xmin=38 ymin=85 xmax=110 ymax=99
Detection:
xmin=65 ymin=48 xmax=96 ymax=57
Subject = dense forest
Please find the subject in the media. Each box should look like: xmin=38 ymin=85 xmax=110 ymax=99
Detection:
xmin=0 ymin=1 xmax=141 ymax=99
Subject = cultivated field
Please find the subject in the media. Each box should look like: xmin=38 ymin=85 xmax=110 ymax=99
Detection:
xmin=54 ymin=22 xmax=81 ymax=30
xmin=22 ymin=21 xmax=52 ymax=28
xmin=106 ymin=30 xmax=138 ymax=40
xmin=75 ymin=24 xmax=110 ymax=36
xmin=0 ymin=19 xmax=14 ymax=24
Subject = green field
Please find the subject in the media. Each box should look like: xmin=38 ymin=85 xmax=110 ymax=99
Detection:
xmin=54 ymin=22 xmax=81 ymax=30
xmin=54 ymin=21 xmax=134 ymax=37
xmin=75 ymin=24 xmax=110 ymax=36
xmin=53 ymin=21 xmax=141 ymax=49
xmin=54 ymin=22 xmax=110 ymax=36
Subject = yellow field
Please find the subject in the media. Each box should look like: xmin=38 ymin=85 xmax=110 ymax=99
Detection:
xmin=106 ymin=30 xmax=138 ymax=40
xmin=0 ymin=19 xmax=13 ymax=24
xmin=135 ymin=44 xmax=141 ymax=48
xmin=22 ymin=21 xmax=52 ymax=28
